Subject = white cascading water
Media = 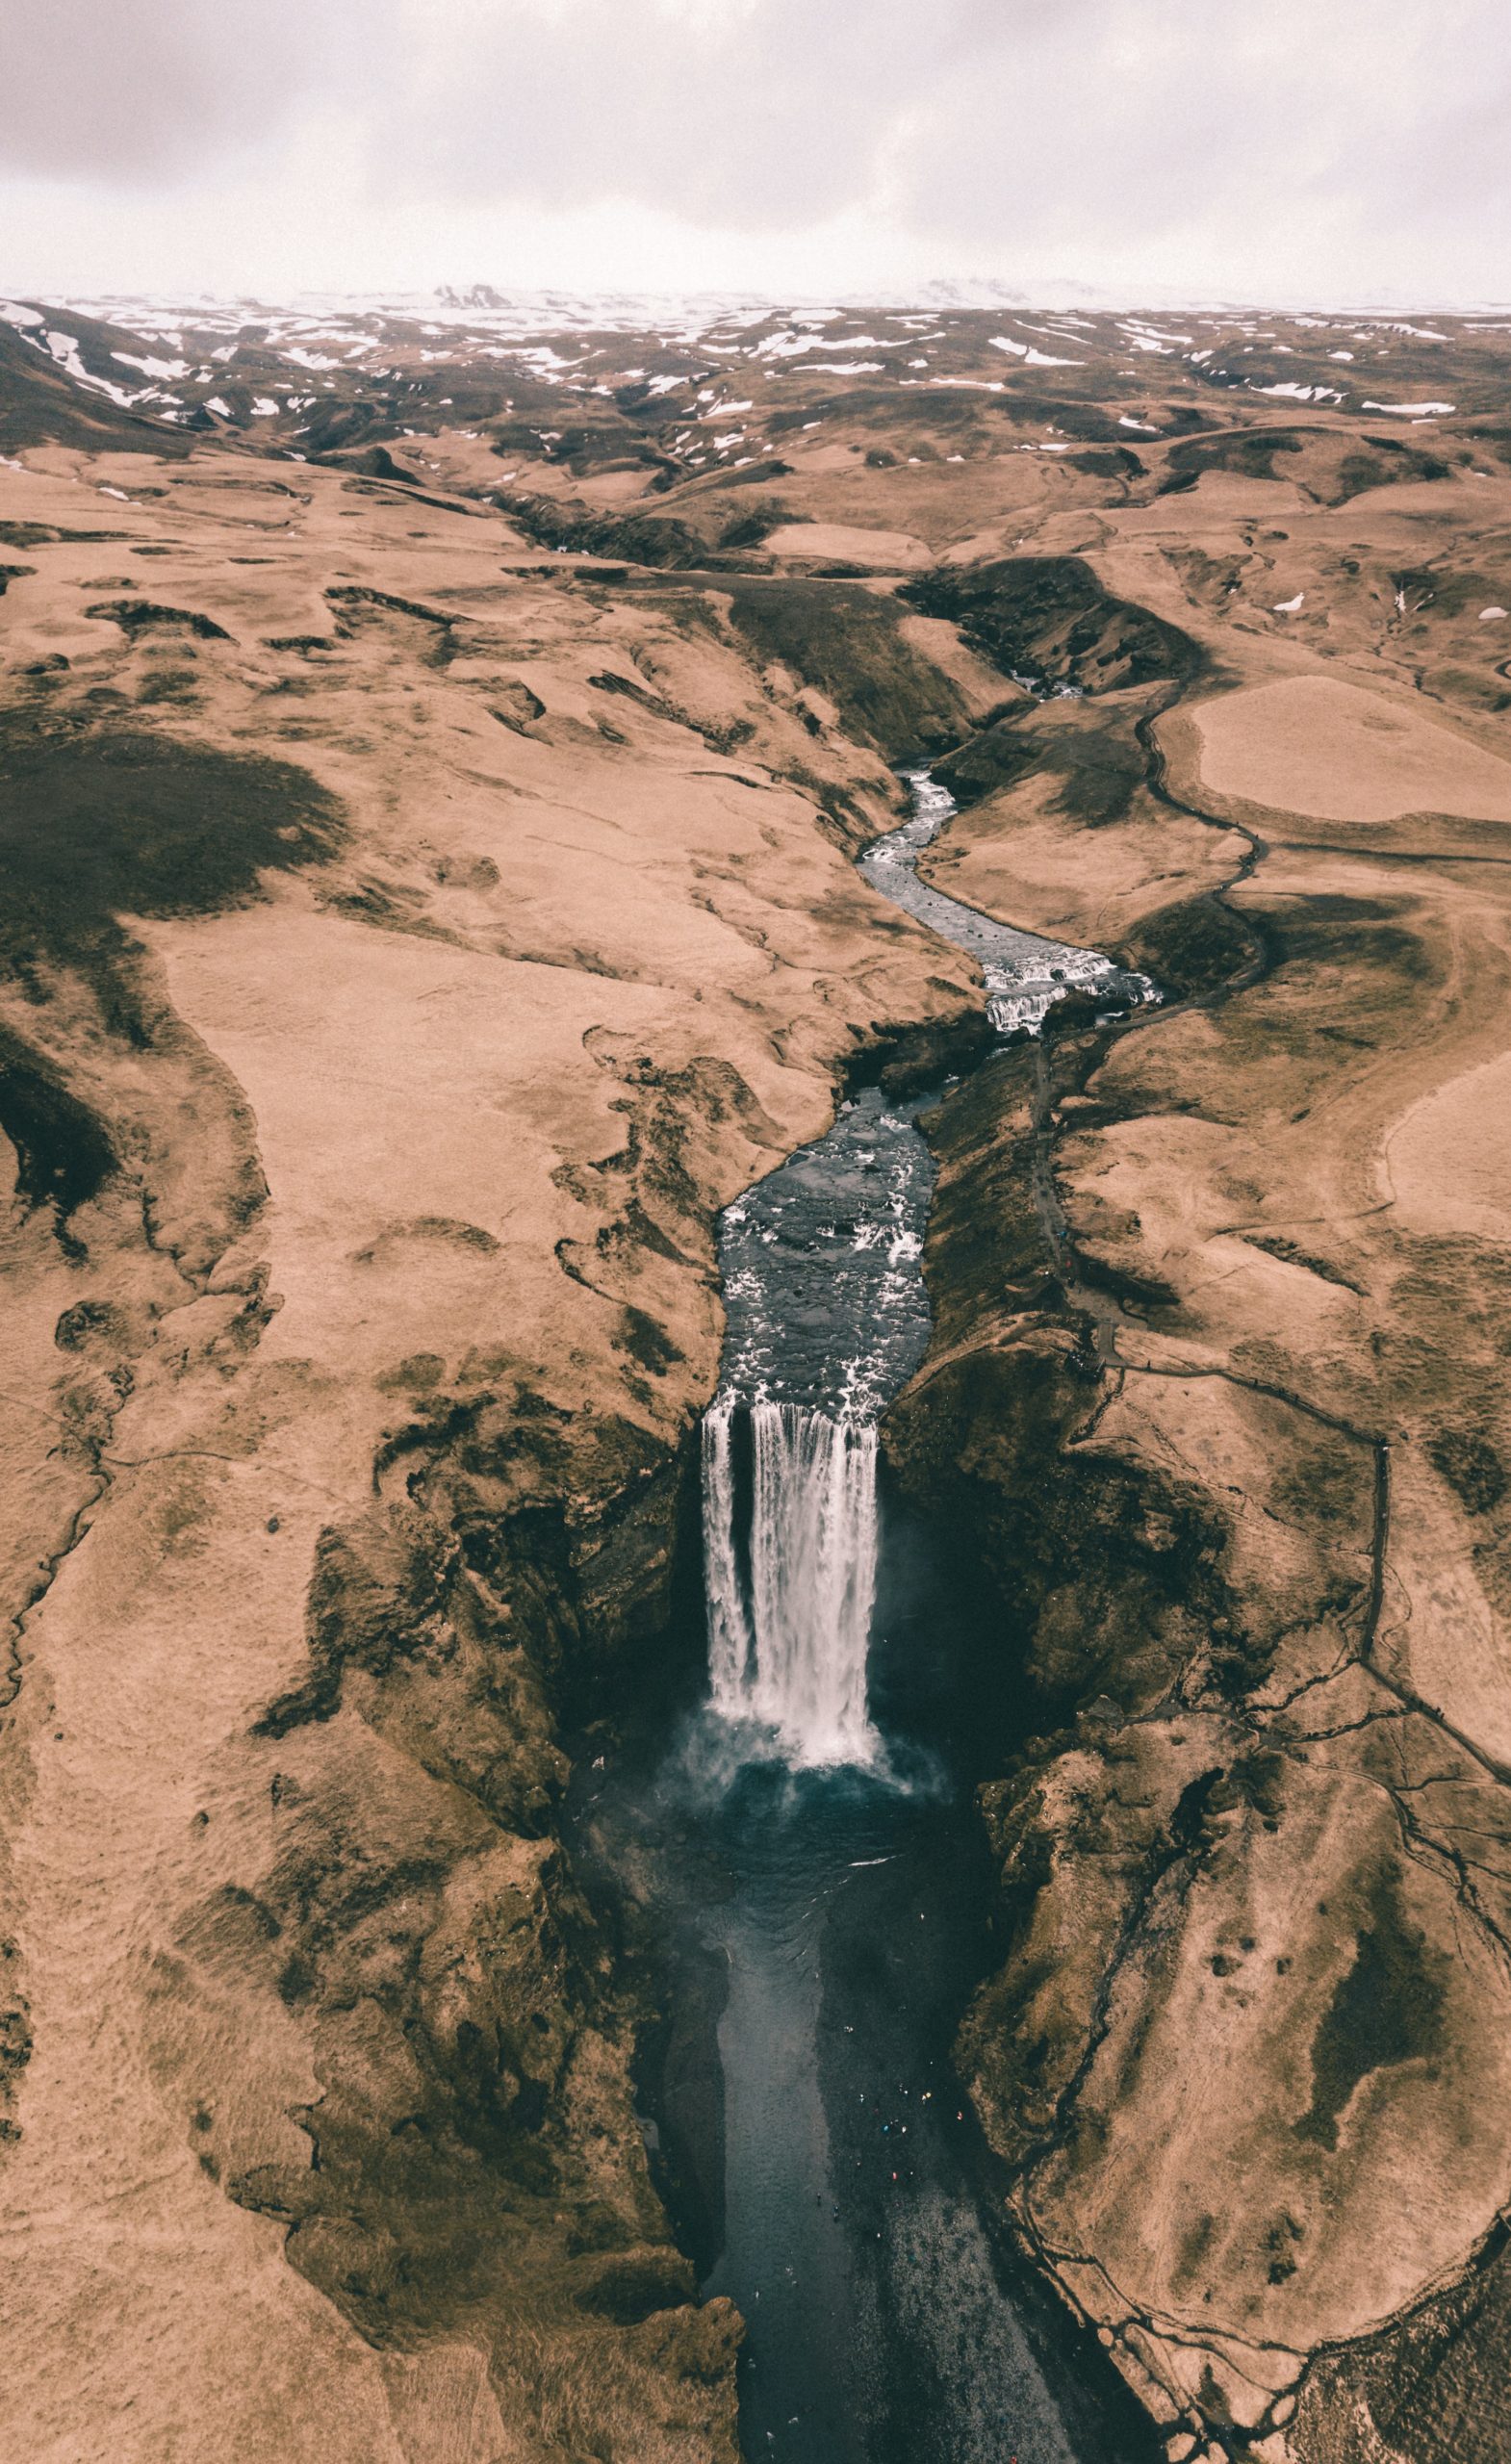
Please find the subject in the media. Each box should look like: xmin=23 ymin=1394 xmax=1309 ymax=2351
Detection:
xmin=703 ymin=1395 xmax=882 ymax=1768
xmin=703 ymin=1389 xmax=753 ymax=1709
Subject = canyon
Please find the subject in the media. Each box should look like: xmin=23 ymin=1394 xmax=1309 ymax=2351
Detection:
xmin=2 ymin=288 xmax=1511 ymax=2462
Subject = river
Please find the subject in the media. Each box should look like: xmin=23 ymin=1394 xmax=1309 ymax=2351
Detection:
xmin=590 ymin=769 xmax=1159 ymax=2461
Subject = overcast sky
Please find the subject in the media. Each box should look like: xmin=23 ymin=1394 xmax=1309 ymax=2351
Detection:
xmin=2 ymin=0 xmax=1508 ymax=305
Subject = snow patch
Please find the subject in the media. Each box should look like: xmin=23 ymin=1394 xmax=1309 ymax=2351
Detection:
xmin=41 ymin=328 xmax=144 ymax=406
xmin=1361 ymin=399 xmax=1456 ymax=417
xmin=112 ymin=350 xmax=188 ymax=380
xmin=989 ymin=335 xmax=1084 ymax=367
xmin=1252 ymin=379 xmax=1344 ymax=402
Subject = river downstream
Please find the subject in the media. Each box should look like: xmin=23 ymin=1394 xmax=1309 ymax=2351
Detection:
xmin=592 ymin=770 xmax=1158 ymax=2461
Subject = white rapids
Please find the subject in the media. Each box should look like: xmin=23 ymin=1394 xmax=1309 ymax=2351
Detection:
xmin=858 ymin=768 xmax=1156 ymax=1035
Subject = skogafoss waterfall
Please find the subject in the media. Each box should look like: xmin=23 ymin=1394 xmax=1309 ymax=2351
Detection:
xmin=696 ymin=1053 xmax=936 ymax=1773
xmin=703 ymin=1395 xmax=881 ymax=1767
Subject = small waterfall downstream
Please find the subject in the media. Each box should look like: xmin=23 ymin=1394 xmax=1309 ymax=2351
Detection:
xmin=860 ymin=768 xmax=1150 ymax=1033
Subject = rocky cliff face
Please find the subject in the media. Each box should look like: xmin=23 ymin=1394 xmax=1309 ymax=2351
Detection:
xmin=884 ymin=556 xmax=1511 ymax=2462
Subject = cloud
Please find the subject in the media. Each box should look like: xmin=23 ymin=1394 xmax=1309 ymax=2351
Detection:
xmin=389 ymin=0 xmax=969 ymax=226
xmin=0 ymin=0 xmax=1507 ymax=298
xmin=0 ymin=0 xmax=327 ymax=181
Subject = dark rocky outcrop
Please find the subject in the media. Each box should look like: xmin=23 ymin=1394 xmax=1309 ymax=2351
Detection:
xmin=228 ymin=1381 xmax=739 ymax=2450
xmin=903 ymin=554 xmax=1208 ymax=698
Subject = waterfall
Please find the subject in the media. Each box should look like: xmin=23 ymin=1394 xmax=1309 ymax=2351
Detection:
xmin=699 ymin=765 xmax=1153 ymax=1778
xmin=703 ymin=1394 xmax=882 ymax=1769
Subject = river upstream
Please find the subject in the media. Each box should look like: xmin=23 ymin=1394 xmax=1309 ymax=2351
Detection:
xmin=594 ymin=773 xmax=1159 ymax=2462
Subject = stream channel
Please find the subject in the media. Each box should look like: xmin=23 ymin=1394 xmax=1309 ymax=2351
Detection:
xmin=589 ymin=770 xmax=1161 ymax=2462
